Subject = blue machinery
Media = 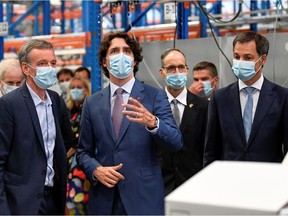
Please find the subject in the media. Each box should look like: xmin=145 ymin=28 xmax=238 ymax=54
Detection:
xmin=0 ymin=0 xmax=276 ymax=93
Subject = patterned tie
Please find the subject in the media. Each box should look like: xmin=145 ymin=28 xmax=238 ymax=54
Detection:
xmin=243 ymin=87 xmax=255 ymax=142
xmin=112 ymin=88 xmax=124 ymax=139
xmin=172 ymin=99 xmax=180 ymax=127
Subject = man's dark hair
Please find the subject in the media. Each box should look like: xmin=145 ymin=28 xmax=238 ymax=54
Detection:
xmin=74 ymin=66 xmax=91 ymax=79
xmin=98 ymin=31 xmax=143 ymax=78
xmin=193 ymin=61 xmax=218 ymax=78
xmin=233 ymin=31 xmax=269 ymax=56
xmin=57 ymin=68 xmax=74 ymax=79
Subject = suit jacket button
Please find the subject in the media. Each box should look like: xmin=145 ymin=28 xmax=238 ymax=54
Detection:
xmin=114 ymin=149 xmax=118 ymax=154
xmin=37 ymin=193 xmax=43 ymax=198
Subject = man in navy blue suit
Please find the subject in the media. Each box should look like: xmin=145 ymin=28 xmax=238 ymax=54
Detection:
xmin=0 ymin=39 xmax=68 ymax=214
xmin=204 ymin=31 xmax=288 ymax=167
xmin=76 ymin=31 xmax=182 ymax=215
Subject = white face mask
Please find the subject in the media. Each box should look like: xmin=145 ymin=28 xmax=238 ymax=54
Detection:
xmin=1 ymin=81 xmax=19 ymax=95
xmin=59 ymin=81 xmax=70 ymax=93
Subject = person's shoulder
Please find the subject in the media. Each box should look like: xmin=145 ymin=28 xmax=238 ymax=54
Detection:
xmin=215 ymin=82 xmax=237 ymax=95
xmin=86 ymin=87 xmax=108 ymax=102
xmin=47 ymin=89 xmax=60 ymax=98
xmin=187 ymin=90 xmax=209 ymax=105
xmin=0 ymin=86 xmax=22 ymax=101
xmin=138 ymin=80 xmax=164 ymax=93
xmin=264 ymin=78 xmax=288 ymax=94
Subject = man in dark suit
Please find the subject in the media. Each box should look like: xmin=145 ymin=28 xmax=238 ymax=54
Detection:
xmin=76 ymin=31 xmax=182 ymax=215
xmin=0 ymin=39 xmax=67 ymax=214
xmin=204 ymin=31 xmax=288 ymax=167
xmin=157 ymin=48 xmax=208 ymax=196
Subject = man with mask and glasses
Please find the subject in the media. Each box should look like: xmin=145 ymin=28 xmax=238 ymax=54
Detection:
xmin=0 ymin=39 xmax=68 ymax=214
xmin=0 ymin=58 xmax=24 ymax=97
xmin=157 ymin=48 xmax=208 ymax=196
xmin=204 ymin=31 xmax=288 ymax=167
xmin=189 ymin=61 xmax=219 ymax=100
xmin=76 ymin=31 xmax=182 ymax=215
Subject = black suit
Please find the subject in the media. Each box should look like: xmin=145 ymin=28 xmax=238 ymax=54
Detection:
xmin=157 ymin=90 xmax=208 ymax=195
xmin=0 ymin=83 xmax=67 ymax=214
xmin=204 ymin=78 xmax=288 ymax=166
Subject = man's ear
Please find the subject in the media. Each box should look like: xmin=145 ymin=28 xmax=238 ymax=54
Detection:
xmin=159 ymin=68 xmax=166 ymax=79
xmin=261 ymin=54 xmax=267 ymax=64
xmin=21 ymin=62 xmax=29 ymax=76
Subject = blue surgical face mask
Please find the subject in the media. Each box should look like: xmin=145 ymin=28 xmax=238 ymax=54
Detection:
xmin=2 ymin=82 xmax=19 ymax=95
xmin=165 ymin=73 xmax=187 ymax=89
xmin=199 ymin=80 xmax=213 ymax=97
xmin=70 ymin=88 xmax=84 ymax=101
xmin=108 ymin=53 xmax=133 ymax=79
xmin=29 ymin=65 xmax=57 ymax=89
xmin=232 ymin=57 xmax=262 ymax=81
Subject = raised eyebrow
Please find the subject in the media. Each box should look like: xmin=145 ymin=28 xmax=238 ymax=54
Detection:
xmin=123 ymin=47 xmax=132 ymax=51
xmin=109 ymin=47 xmax=120 ymax=52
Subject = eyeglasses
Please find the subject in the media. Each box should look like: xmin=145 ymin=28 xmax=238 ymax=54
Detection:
xmin=163 ymin=65 xmax=187 ymax=73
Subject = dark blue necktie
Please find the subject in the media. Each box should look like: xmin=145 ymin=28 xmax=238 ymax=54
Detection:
xmin=112 ymin=88 xmax=124 ymax=139
xmin=243 ymin=87 xmax=255 ymax=142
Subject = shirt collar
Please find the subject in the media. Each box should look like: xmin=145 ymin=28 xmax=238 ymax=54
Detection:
xmin=165 ymin=87 xmax=187 ymax=106
xmin=110 ymin=77 xmax=135 ymax=96
xmin=238 ymin=74 xmax=264 ymax=91
xmin=26 ymin=82 xmax=52 ymax=106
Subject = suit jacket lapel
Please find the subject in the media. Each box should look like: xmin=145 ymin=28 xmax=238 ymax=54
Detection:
xmin=180 ymin=92 xmax=196 ymax=132
xmin=50 ymin=93 xmax=62 ymax=151
xmin=227 ymin=83 xmax=247 ymax=145
xmin=248 ymin=79 xmax=275 ymax=145
xmin=99 ymin=87 xmax=116 ymax=142
xmin=22 ymin=84 xmax=45 ymax=151
xmin=116 ymin=80 xmax=144 ymax=146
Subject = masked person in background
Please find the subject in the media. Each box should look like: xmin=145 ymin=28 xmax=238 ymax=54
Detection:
xmin=189 ymin=61 xmax=219 ymax=100
xmin=204 ymin=31 xmax=288 ymax=167
xmin=0 ymin=58 xmax=24 ymax=97
xmin=66 ymin=77 xmax=91 ymax=215
xmin=57 ymin=68 xmax=74 ymax=104
xmin=157 ymin=48 xmax=208 ymax=196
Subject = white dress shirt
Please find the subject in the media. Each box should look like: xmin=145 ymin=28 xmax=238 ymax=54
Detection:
xmin=238 ymin=74 xmax=264 ymax=122
xmin=165 ymin=87 xmax=187 ymax=123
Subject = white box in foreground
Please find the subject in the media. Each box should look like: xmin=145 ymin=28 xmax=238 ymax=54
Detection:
xmin=165 ymin=161 xmax=288 ymax=215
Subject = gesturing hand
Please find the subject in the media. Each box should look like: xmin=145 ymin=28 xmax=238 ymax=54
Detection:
xmin=122 ymin=97 xmax=157 ymax=128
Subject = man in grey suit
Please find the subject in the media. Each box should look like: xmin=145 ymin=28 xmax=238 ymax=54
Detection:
xmin=0 ymin=39 xmax=67 ymax=214
xmin=157 ymin=48 xmax=208 ymax=196
xmin=76 ymin=31 xmax=182 ymax=215
xmin=204 ymin=31 xmax=288 ymax=166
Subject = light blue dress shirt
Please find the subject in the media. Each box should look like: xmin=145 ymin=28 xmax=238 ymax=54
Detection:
xmin=27 ymin=83 xmax=56 ymax=187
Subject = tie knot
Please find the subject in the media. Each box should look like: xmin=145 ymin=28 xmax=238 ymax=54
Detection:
xmin=244 ymin=87 xmax=255 ymax=95
xmin=172 ymin=99 xmax=178 ymax=105
xmin=116 ymin=88 xmax=123 ymax=95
